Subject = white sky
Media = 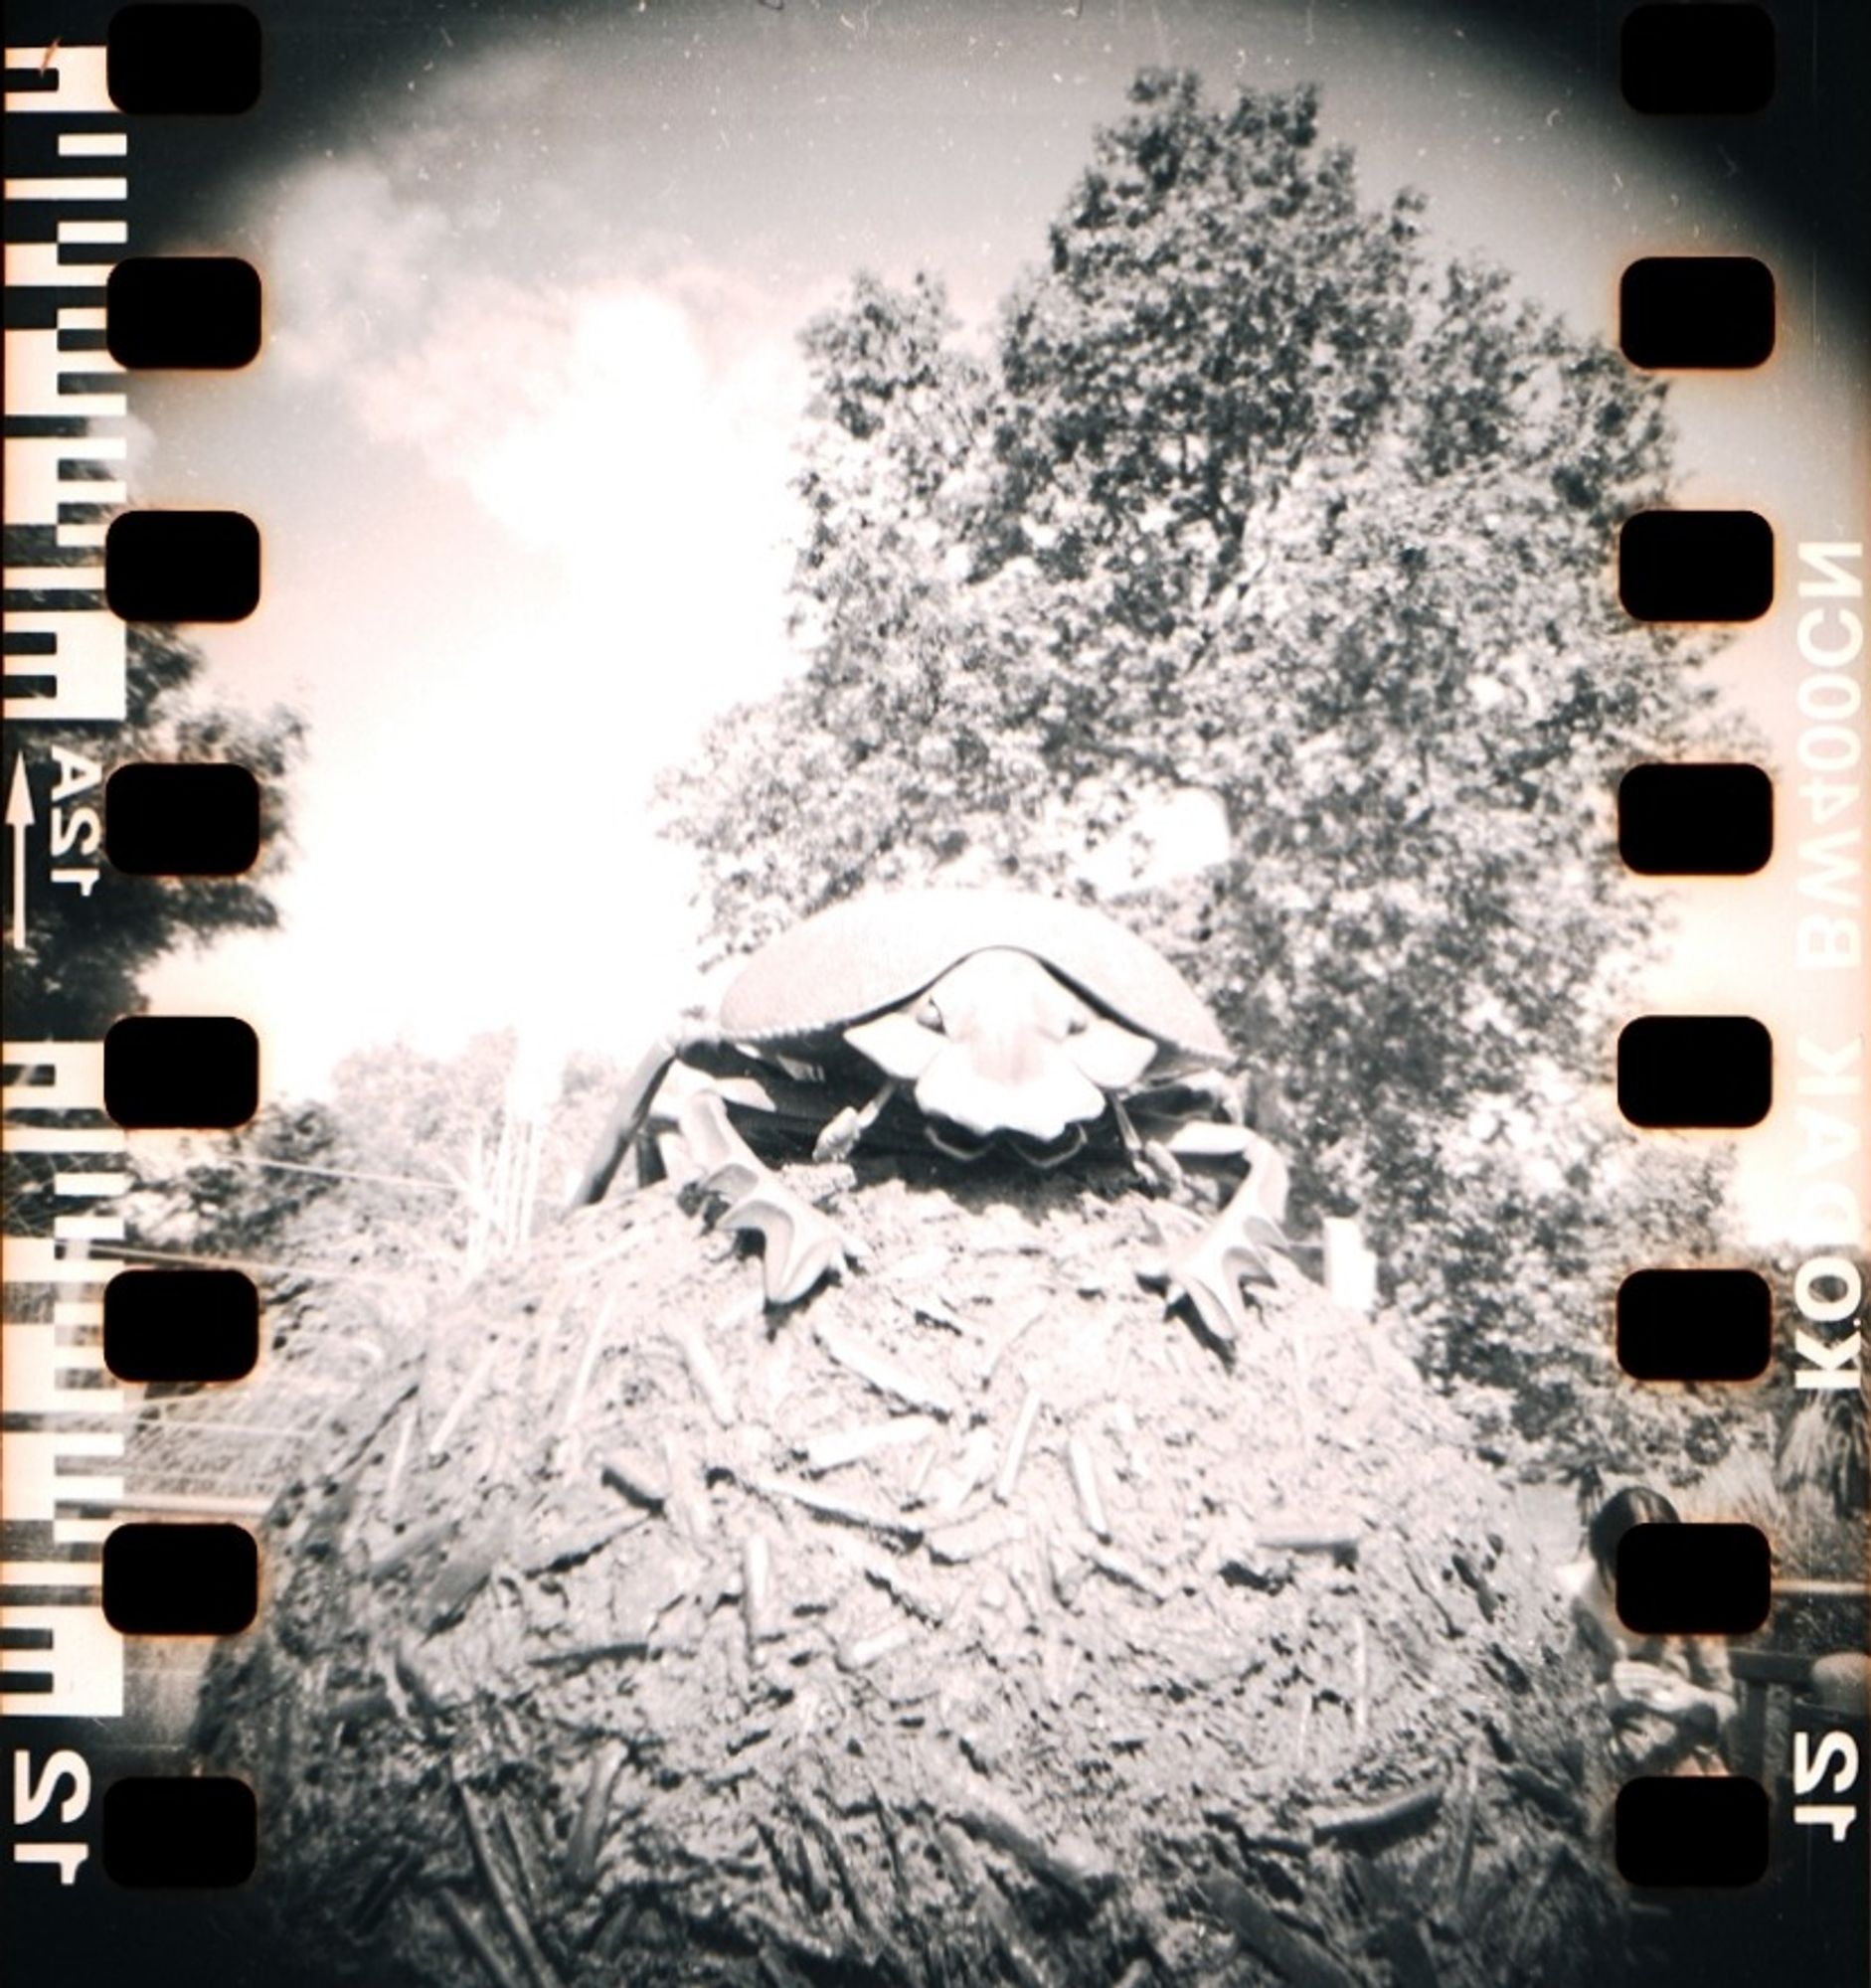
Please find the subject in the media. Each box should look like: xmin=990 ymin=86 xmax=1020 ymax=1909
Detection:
xmin=126 ymin=0 xmax=1865 ymax=1240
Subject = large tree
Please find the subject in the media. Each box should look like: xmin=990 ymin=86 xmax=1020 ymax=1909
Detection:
xmin=666 ymin=74 xmax=1738 ymax=1465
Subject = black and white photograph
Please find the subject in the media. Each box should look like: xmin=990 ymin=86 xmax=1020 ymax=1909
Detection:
xmin=4 ymin=4 xmax=1867 ymax=1983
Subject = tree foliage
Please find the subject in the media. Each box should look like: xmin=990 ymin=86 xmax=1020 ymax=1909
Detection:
xmin=663 ymin=74 xmax=1740 ymax=1464
xmin=7 ymin=620 xmax=304 ymax=1038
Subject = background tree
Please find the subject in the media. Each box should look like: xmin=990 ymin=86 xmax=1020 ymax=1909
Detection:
xmin=666 ymin=73 xmax=1745 ymax=1469
xmin=118 ymin=1031 xmax=600 ymax=1285
xmin=5 ymin=619 xmax=303 ymax=1037
xmin=5 ymin=616 xmax=303 ymax=1240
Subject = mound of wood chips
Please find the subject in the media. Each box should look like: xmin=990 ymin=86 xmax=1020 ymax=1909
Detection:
xmin=199 ymin=1153 xmax=1632 ymax=1987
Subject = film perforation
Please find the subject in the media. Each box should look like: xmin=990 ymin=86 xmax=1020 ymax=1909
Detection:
xmin=1616 ymin=1268 xmax=1773 ymax=1384
xmin=1617 ymin=762 xmax=1775 ymax=877
xmin=1618 ymin=256 xmax=1777 ymax=372
xmin=105 ymin=255 xmax=261 ymax=371
xmin=100 ymin=1264 xmax=258 ymax=1383
xmin=99 ymin=1774 xmax=256 ymax=1888
xmin=100 ymin=1519 xmax=257 ymax=1636
xmin=1616 ymin=1522 xmax=1774 ymax=1638
xmin=1620 ymin=4 xmax=1778 ymax=117
xmin=1618 ymin=509 xmax=1777 ymax=624
xmin=1616 ymin=1014 xmax=1774 ymax=1128
xmin=103 ymin=761 xmax=261 ymax=876
xmin=104 ymin=4 xmax=260 ymax=118
xmin=1606 ymin=6 xmax=1855 ymax=1926
xmin=101 ymin=1013 xmax=258 ymax=1128
xmin=1614 ymin=1775 xmax=1772 ymax=1889
xmin=103 ymin=508 xmax=260 ymax=623
xmin=102 ymin=1264 xmax=259 ymax=1383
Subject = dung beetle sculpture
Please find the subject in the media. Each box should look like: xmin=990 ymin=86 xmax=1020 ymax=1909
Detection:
xmin=572 ymin=889 xmax=1291 ymax=1346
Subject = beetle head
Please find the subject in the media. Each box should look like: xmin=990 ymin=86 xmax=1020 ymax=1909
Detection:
xmin=841 ymin=948 xmax=1157 ymax=1164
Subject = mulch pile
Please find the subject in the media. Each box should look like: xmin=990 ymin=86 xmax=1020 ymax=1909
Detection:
xmin=199 ymin=1146 xmax=1633 ymax=1986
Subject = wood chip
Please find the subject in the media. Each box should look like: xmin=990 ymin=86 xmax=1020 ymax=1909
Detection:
xmin=1048 ymin=1539 xmax=1088 ymax=1608
xmin=669 ymin=1316 xmax=735 ymax=1426
xmin=393 ymin=1638 xmax=448 ymax=1724
xmin=946 ymin=1788 xmax=1115 ymax=1905
xmin=425 ymin=1516 xmax=510 ymax=1632
xmin=428 ymin=1346 xmax=496 ymax=1461
xmin=566 ymin=1740 xmax=626 ymax=1890
xmin=381 ymin=1402 xmax=416 ymax=1519
xmin=905 ymin=1434 xmax=941 ymax=1501
xmin=454 ymin=1774 xmax=565 ymax=1988
xmin=321 ymin=1684 xmax=392 ymax=1730
xmin=1441 ymin=1751 xmax=1481 ymax=1918
xmin=1449 ymin=1549 xmax=1499 ymax=1620
xmin=926 ymin=1510 xmax=1024 ymax=1566
xmin=837 ymin=1541 xmax=946 ymax=1625
xmin=520 ymin=1512 xmax=639 ymax=1574
xmin=799 ymin=1415 xmax=939 ymax=1475
xmin=837 ymin=1624 xmax=913 ymax=1672
xmin=1400 ymin=1542 xmax=1463 ymax=1636
xmin=1255 ymin=1528 xmax=1361 ymax=1566
xmin=980 ymin=1298 xmax=1047 ymax=1386
xmin=814 ymin=1319 xmax=956 ymax=1417
xmin=994 ymin=1386 xmax=1042 ymax=1504
xmin=1092 ymin=1547 xmax=1166 ymax=1601
xmin=435 ymin=1889 xmax=527 ymax=1988
xmin=1068 ymin=1432 xmax=1111 ymax=1542
xmin=1354 ymin=1614 xmax=1371 ymax=1742
xmin=1310 ymin=1782 xmax=1444 ymax=1843
xmin=370 ymin=1515 xmax=458 ymax=1582
xmin=662 ymin=1433 xmax=714 ymax=1542
xmin=887 ymin=1247 xmax=950 ymax=1286
xmin=790 ymin=1787 xmax=882 ymax=1936
xmin=598 ymin=1448 xmax=669 ymax=1510
xmin=1199 ymin=1871 xmax=1359 ymax=1988
xmin=746 ymin=1472 xmax=924 ymax=1543
xmin=934 ymin=1426 xmax=998 ymax=1514
xmin=497 ymin=1797 xmax=547 ymax=1917
xmin=741 ymin=1532 xmax=774 ymax=1660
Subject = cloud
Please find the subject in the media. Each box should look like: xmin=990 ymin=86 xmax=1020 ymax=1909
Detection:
xmin=146 ymin=53 xmax=830 ymax=1094
xmin=264 ymin=158 xmax=453 ymax=388
xmin=261 ymin=139 xmax=811 ymax=573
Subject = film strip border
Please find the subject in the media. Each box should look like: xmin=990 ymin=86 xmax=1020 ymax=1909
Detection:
xmin=1 ymin=0 xmax=1863 ymax=1925
xmin=1610 ymin=1 xmax=1867 ymax=1905
xmin=4 ymin=2 xmax=265 ymax=1894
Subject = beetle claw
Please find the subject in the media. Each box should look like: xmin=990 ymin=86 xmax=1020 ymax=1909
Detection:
xmin=699 ymin=1155 xmax=765 ymax=1205
xmin=1139 ymin=1138 xmax=1183 ymax=1191
xmin=813 ymin=1106 xmax=866 ymax=1164
xmin=1160 ymin=1136 xmax=1294 ymax=1348
xmin=813 ymin=1078 xmax=900 ymax=1164
xmin=673 ymin=1087 xmax=856 ymax=1305
xmin=720 ymin=1185 xmax=854 ymax=1307
xmin=1165 ymin=1229 xmax=1278 ymax=1349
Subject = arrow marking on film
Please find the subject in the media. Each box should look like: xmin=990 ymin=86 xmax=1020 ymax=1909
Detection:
xmin=6 ymin=754 xmax=34 ymax=954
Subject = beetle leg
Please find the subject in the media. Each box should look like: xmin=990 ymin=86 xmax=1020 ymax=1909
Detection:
xmin=812 ymin=1079 xmax=900 ymax=1163
xmin=675 ymin=1087 xmax=767 ymax=1205
xmin=1162 ymin=1132 xmax=1293 ymax=1350
xmin=718 ymin=1187 xmax=854 ymax=1307
xmin=1190 ymin=1068 xmax=1247 ymax=1124
xmin=677 ymin=1089 xmax=855 ymax=1308
xmin=1127 ymin=1067 xmax=1245 ymax=1126
xmin=568 ymin=1030 xmax=689 ymax=1208
xmin=1109 ymin=1096 xmax=1181 ymax=1191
